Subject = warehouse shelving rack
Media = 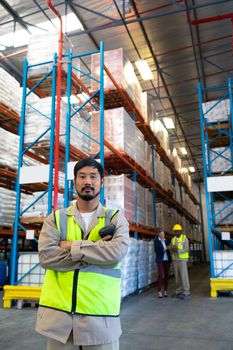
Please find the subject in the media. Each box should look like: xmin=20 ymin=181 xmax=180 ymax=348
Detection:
xmin=199 ymin=77 xmax=233 ymax=297
xmin=3 ymin=43 xmax=201 ymax=307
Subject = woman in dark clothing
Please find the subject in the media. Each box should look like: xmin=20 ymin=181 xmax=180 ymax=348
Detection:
xmin=154 ymin=230 xmax=171 ymax=298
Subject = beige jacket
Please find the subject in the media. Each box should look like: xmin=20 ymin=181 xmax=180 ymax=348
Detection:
xmin=35 ymin=203 xmax=129 ymax=345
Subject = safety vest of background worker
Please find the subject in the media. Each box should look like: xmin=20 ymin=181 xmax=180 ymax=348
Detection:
xmin=171 ymin=224 xmax=189 ymax=259
xmin=39 ymin=206 xmax=121 ymax=317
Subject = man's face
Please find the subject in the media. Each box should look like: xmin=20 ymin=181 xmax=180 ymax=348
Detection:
xmin=173 ymin=230 xmax=182 ymax=237
xmin=74 ymin=166 xmax=103 ymax=201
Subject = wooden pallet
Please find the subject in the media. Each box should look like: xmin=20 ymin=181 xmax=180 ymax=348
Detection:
xmin=0 ymin=102 xmax=20 ymax=134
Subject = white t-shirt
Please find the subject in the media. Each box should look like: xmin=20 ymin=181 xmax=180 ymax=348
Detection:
xmin=80 ymin=210 xmax=96 ymax=231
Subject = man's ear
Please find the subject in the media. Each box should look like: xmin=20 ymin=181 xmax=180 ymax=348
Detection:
xmin=101 ymin=178 xmax=104 ymax=187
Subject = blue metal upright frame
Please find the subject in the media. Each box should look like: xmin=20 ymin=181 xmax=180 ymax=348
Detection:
xmin=63 ymin=42 xmax=105 ymax=207
xmin=199 ymin=78 xmax=233 ymax=279
xmin=10 ymin=56 xmax=57 ymax=285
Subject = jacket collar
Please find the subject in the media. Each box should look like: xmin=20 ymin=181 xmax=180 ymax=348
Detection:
xmin=64 ymin=202 xmax=106 ymax=237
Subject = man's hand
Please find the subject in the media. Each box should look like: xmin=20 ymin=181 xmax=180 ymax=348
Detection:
xmin=101 ymin=235 xmax=113 ymax=241
xmin=59 ymin=240 xmax=72 ymax=250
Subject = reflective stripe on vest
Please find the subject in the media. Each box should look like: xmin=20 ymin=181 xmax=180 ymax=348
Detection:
xmin=171 ymin=234 xmax=189 ymax=259
xmin=39 ymin=206 xmax=121 ymax=316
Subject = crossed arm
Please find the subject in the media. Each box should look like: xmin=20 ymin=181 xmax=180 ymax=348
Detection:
xmin=39 ymin=212 xmax=129 ymax=271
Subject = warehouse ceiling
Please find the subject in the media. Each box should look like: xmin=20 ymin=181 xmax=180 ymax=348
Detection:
xmin=1 ymin=0 xmax=233 ymax=181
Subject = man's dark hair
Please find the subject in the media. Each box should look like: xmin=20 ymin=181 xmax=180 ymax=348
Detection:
xmin=73 ymin=158 xmax=104 ymax=179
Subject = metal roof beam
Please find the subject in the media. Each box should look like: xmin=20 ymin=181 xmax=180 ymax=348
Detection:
xmin=68 ymin=0 xmax=230 ymax=37
xmin=71 ymin=2 xmax=118 ymax=22
xmin=0 ymin=0 xmax=31 ymax=33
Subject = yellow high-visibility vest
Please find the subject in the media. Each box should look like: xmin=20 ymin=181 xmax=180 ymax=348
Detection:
xmin=171 ymin=234 xmax=189 ymax=259
xmin=39 ymin=206 xmax=121 ymax=316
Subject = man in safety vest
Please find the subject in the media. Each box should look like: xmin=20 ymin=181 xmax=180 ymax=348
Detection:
xmin=168 ymin=224 xmax=191 ymax=299
xmin=36 ymin=158 xmax=129 ymax=350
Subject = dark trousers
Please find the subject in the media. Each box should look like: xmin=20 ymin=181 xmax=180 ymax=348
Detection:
xmin=157 ymin=261 xmax=170 ymax=292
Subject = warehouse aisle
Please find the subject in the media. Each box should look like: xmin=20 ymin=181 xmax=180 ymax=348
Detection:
xmin=1 ymin=263 xmax=233 ymax=350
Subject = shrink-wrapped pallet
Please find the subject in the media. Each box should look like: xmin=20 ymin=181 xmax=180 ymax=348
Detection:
xmin=213 ymin=250 xmax=233 ymax=278
xmin=61 ymin=114 xmax=91 ymax=154
xmin=121 ymin=238 xmax=139 ymax=297
xmin=138 ymin=240 xmax=149 ymax=289
xmin=104 ymin=174 xmax=135 ymax=222
xmin=91 ymin=48 xmax=142 ymax=114
xmin=214 ymin=200 xmax=233 ymax=225
xmin=0 ymin=68 xmax=21 ymax=114
xmin=21 ymin=191 xmax=64 ymax=218
xmin=24 ymin=97 xmax=67 ymax=144
xmin=202 ymin=99 xmax=230 ymax=123
xmin=91 ymin=107 xmax=135 ymax=159
xmin=27 ymin=32 xmax=73 ymax=78
xmin=148 ymin=241 xmax=157 ymax=284
xmin=0 ymin=187 xmax=16 ymax=227
xmin=210 ymin=147 xmax=232 ymax=173
xmin=0 ymin=128 xmax=19 ymax=170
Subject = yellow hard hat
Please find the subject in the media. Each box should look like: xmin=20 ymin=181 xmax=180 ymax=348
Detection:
xmin=173 ymin=224 xmax=183 ymax=231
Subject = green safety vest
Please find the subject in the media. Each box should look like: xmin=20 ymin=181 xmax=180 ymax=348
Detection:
xmin=171 ymin=234 xmax=189 ymax=259
xmin=39 ymin=206 xmax=121 ymax=316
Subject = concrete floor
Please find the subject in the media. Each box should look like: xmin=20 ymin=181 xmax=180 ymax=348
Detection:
xmin=1 ymin=263 xmax=233 ymax=350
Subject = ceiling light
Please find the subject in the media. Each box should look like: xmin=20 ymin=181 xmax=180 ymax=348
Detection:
xmin=135 ymin=59 xmax=153 ymax=80
xmin=163 ymin=117 xmax=175 ymax=129
xmin=179 ymin=147 xmax=187 ymax=155
xmin=189 ymin=166 xmax=195 ymax=173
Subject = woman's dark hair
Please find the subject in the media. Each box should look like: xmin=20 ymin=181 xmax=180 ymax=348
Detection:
xmin=73 ymin=158 xmax=104 ymax=179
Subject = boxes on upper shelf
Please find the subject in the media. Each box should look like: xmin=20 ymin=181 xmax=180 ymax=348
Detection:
xmin=91 ymin=107 xmax=146 ymax=167
xmin=25 ymin=97 xmax=91 ymax=154
xmin=210 ymin=147 xmax=232 ymax=173
xmin=91 ymin=48 xmax=143 ymax=116
xmin=202 ymin=99 xmax=230 ymax=123
xmin=0 ymin=128 xmax=19 ymax=171
xmin=214 ymin=200 xmax=233 ymax=225
xmin=104 ymin=174 xmax=135 ymax=222
xmin=27 ymin=33 xmax=73 ymax=78
xmin=0 ymin=67 xmax=21 ymax=115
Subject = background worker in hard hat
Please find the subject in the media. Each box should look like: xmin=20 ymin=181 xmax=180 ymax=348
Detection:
xmin=168 ymin=224 xmax=191 ymax=299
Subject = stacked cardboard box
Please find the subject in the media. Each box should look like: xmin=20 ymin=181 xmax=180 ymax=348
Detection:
xmin=104 ymin=174 xmax=135 ymax=222
xmin=91 ymin=107 xmax=146 ymax=167
xmin=91 ymin=48 xmax=143 ymax=116
xmin=136 ymin=183 xmax=146 ymax=225
xmin=145 ymin=189 xmax=154 ymax=227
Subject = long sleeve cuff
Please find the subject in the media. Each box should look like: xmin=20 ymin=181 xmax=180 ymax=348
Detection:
xmin=71 ymin=240 xmax=83 ymax=261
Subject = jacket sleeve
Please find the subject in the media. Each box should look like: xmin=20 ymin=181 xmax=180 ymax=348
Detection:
xmin=38 ymin=213 xmax=88 ymax=271
xmin=71 ymin=211 xmax=129 ymax=266
xmin=154 ymin=238 xmax=164 ymax=256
